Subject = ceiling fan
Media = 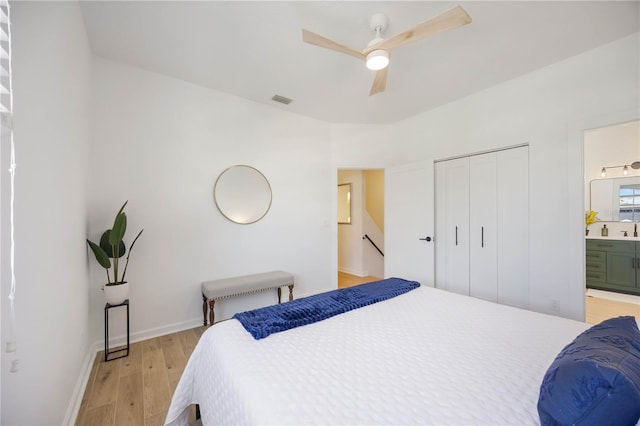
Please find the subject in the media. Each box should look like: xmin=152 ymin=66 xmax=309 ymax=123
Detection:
xmin=302 ymin=5 xmax=472 ymax=96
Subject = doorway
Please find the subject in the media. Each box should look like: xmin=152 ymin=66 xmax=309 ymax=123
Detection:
xmin=337 ymin=169 xmax=385 ymax=288
xmin=583 ymin=119 xmax=640 ymax=323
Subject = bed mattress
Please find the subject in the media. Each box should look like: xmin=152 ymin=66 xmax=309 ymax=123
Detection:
xmin=165 ymin=285 xmax=590 ymax=425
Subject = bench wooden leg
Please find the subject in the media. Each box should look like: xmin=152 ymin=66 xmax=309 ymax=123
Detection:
xmin=202 ymin=293 xmax=208 ymax=326
xmin=277 ymin=287 xmax=282 ymax=304
xmin=288 ymin=285 xmax=294 ymax=301
xmin=208 ymin=299 xmax=215 ymax=325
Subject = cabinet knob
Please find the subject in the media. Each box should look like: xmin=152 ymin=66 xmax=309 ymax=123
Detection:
xmin=419 ymin=236 xmax=432 ymax=242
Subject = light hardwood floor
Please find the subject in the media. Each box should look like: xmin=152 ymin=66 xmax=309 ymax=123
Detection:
xmin=76 ymin=275 xmax=638 ymax=425
xmin=586 ymin=295 xmax=640 ymax=325
xmin=337 ymin=271 xmax=381 ymax=288
xmin=76 ymin=326 xmax=207 ymax=426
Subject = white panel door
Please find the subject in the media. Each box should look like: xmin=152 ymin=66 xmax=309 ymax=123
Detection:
xmin=385 ymin=161 xmax=434 ymax=285
xmin=443 ymin=157 xmax=470 ymax=295
xmin=497 ymin=146 xmax=529 ymax=308
xmin=469 ymin=153 xmax=498 ymax=302
xmin=434 ymin=161 xmax=447 ymax=289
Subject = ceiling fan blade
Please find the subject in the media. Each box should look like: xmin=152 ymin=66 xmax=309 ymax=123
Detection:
xmin=370 ymin=66 xmax=389 ymax=96
xmin=364 ymin=5 xmax=471 ymax=54
xmin=302 ymin=29 xmax=365 ymax=61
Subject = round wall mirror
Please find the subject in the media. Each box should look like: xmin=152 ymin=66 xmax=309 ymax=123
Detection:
xmin=214 ymin=165 xmax=272 ymax=224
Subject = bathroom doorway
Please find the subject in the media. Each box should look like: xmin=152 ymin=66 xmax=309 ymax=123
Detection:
xmin=583 ymin=119 xmax=640 ymax=322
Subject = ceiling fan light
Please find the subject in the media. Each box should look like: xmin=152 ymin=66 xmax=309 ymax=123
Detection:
xmin=366 ymin=50 xmax=389 ymax=71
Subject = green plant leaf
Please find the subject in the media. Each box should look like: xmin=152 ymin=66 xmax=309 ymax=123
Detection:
xmin=109 ymin=212 xmax=127 ymax=249
xmin=117 ymin=201 xmax=128 ymax=216
xmin=121 ymin=228 xmax=143 ymax=282
xmin=99 ymin=230 xmax=126 ymax=258
xmin=87 ymin=239 xmax=111 ymax=270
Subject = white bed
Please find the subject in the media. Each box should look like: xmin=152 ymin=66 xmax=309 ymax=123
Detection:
xmin=165 ymin=284 xmax=591 ymax=425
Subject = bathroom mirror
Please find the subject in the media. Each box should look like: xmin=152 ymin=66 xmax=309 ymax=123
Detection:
xmin=590 ymin=176 xmax=640 ymax=222
xmin=214 ymin=165 xmax=272 ymax=224
xmin=338 ymin=183 xmax=351 ymax=224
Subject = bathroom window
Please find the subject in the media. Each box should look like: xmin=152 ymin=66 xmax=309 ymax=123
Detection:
xmin=619 ymin=184 xmax=640 ymax=222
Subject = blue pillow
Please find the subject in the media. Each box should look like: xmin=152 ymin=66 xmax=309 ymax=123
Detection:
xmin=538 ymin=316 xmax=640 ymax=426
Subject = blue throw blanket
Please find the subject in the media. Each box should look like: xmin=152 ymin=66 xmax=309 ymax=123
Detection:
xmin=233 ymin=277 xmax=420 ymax=340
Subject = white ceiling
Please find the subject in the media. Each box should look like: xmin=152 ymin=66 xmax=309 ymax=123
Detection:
xmin=79 ymin=1 xmax=640 ymax=124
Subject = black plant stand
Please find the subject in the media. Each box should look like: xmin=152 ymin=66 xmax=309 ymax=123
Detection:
xmin=104 ymin=299 xmax=130 ymax=362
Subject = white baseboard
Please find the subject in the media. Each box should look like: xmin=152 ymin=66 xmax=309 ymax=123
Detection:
xmin=338 ymin=267 xmax=367 ymax=277
xmin=91 ymin=317 xmax=205 ymax=352
xmin=586 ymin=288 xmax=640 ymax=305
xmin=63 ymin=348 xmax=97 ymax=425
xmin=296 ymin=286 xmax=335 ymax=299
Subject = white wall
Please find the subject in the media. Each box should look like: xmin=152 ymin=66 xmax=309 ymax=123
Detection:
xmin=383 ymin=33 xmax=639 ymax=321
xmin=1 ymin=2 xmax=92 ymax=424
xmin=88 ymin=57 xmax=335 ymax=345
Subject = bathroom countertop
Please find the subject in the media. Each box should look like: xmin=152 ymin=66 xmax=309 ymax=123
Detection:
xmin=586 ymin=235 xmax=640 ymax=242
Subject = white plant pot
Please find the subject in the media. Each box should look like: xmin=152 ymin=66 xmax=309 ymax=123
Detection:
xmin=103 ymin=282 xmax=129 ymax=305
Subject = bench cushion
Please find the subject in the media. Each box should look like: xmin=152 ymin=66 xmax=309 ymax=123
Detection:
xmin=202 ymin=271 xmax=294 ymax=300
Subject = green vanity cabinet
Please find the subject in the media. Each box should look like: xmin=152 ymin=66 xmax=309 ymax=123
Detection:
xmin=586 ymin=239 xmax=639 ymax=295
xmin=585 ymin=249 xmax=606 ymax=285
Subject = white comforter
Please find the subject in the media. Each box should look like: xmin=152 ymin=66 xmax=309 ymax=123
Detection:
xmin=165 ymin=285 xmax=589 ymax=425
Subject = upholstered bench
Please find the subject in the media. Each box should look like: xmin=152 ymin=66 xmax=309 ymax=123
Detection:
xmin=201 ymin=271 xmax=294 ymax=326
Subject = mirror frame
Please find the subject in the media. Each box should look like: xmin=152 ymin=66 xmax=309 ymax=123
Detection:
xmin=338 ymin=183 xmax=352 ymax=225
xmin=214 ymin=165 xmax=272 ymax=224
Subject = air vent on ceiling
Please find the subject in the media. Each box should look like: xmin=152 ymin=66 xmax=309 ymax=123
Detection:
xmin=271 ymin=95 xmax=292 ymax=105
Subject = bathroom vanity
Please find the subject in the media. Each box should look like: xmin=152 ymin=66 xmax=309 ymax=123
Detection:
xmin=586 ymin=236 xmax=640 ymax=295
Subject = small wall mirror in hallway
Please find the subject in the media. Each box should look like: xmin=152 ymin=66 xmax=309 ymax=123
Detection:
xmin=338 ymin=183 xmax=352 ymax=224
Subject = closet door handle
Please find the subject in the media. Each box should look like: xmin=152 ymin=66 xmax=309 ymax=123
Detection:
xmin=481 ymin=226 xmax=484 ymax=248
xmin=455 ymin=226 xmax=458 ymax=246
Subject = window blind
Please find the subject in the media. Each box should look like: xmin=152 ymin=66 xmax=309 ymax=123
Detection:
xmin=0 ymin=0 xmax=11 ymax=118
xmin=0 ymin=0 xmax=10 ymax=119
xmin=1 ymin=0 xmax=19 ymax=373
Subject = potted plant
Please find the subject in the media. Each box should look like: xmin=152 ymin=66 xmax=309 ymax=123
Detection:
xmin=87 ymin=201 xmax=143 ymax=305
xmin=585 ymin=210 xmax=599 ymax=236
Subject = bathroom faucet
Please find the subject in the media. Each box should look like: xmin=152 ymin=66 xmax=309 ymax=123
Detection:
xmin=635 ymin=223 xmax=638 ymax=237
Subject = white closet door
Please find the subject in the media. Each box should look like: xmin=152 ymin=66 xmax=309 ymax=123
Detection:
xmin=469 ymin=153 xmax=498 ymax=302
xmin=434 ymin=162 xmax=446 ymax=289
xmin=497 ymin=146 xmax=529 ymax=308
xmin=443 ymin=157 xmax=470 ymax=295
